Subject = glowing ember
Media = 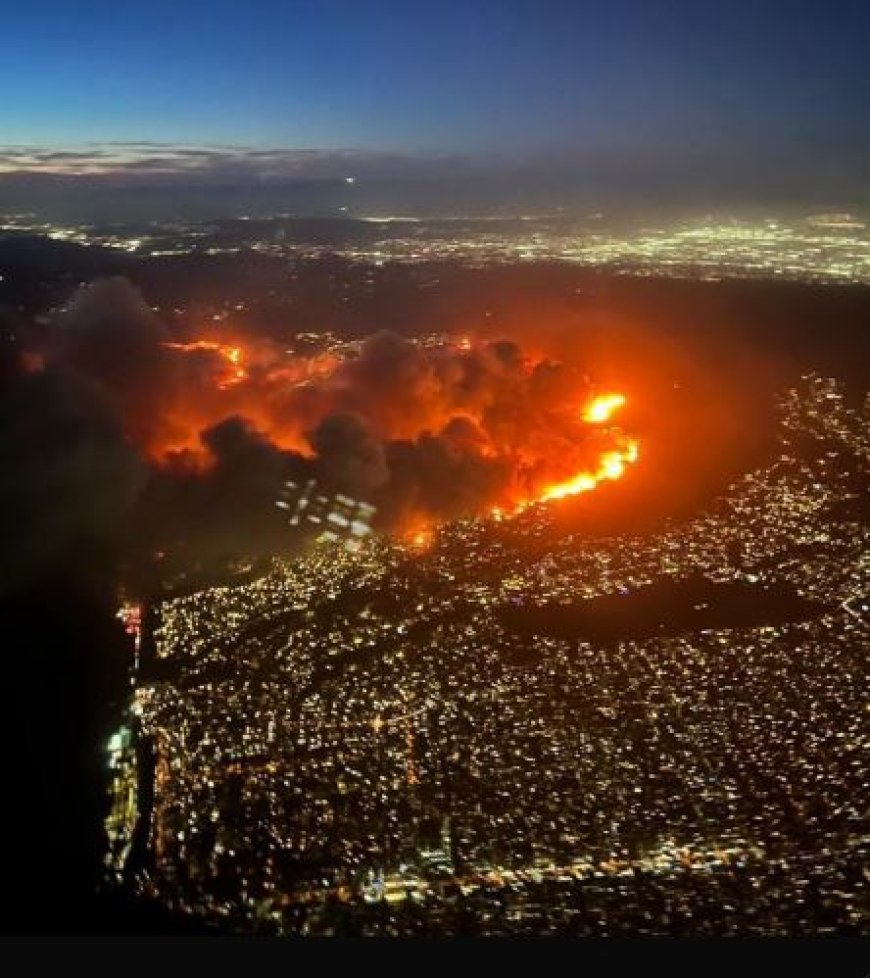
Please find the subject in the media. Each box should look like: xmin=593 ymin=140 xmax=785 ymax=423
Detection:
xmin=163 ymin=340 xmax=227 ymax=355
xmin=163 ymin=340 xmax=248 ymax=389
xmin=408 ymin=528 xmax=435 ymax=550
xmin=583 ymin=393 xmax=627 ymax=424
xmin=600 ymin=451 xmax=625 ymax=480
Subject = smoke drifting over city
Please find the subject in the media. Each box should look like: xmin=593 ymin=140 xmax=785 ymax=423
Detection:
xmin=1 ymin=276 xmax=643 ymax=589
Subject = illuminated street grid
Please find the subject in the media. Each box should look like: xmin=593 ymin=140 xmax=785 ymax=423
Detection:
xmin=119 ymin=376 xmax=868 ymax=934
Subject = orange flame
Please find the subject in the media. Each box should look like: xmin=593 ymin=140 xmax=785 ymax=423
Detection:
xmin=154 ymin=336 xmax=641 ymax=527
xmin=406 ymin=527 xmax=435 ymax=550
xmin=163 ymin=340 xmax=248 ymax=389
xmin=582 ymin=393 xmax=626 ymax=424
xmin=538 ymin=438 xmax=639 ymax=503
xmin=537 ymin=393 xmax=639 ymax=503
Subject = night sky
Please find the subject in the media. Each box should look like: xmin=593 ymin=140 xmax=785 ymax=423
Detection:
xmin=1 ymin=0 xmax=869 ymax=202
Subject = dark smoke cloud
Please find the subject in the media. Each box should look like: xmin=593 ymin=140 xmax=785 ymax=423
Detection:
xmin=0 ymin=364 xmax=144 ymax=593
xmin=142 ymin=417 xmax=308 ymax=563
xmin=4 ymin=276 xmax=624 ymax=585
xmin=383 ymin=433 xmax=513 ymax=527
xmin=279 ymin=329 xmax=606 ymax=522
xmin=50 ymin=276 xmax=171 ymax=448
xmin=290 ymin=328 xmax=591 ymax=446
xmin=309 ymin=413 xmax=389 ymax=495
xmin=48 ymin=277 xmax=267 ymax=457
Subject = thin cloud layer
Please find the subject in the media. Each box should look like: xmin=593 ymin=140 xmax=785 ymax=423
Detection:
xmin=0 ymin=144 xmax=468 ymax=184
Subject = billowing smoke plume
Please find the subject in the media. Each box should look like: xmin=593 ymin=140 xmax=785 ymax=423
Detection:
xmin=50 ymin=276 xmax=171 ymax=447
xmin=0 ymin=361 xmax=144 ymax=592
xmin=3 ymin=275 xmax=641 ymax=589
xmin=309 ymin=413 xmax=390 ymax=495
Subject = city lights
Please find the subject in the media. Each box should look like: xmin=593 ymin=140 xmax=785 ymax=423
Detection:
xmin=107 ymin=375 xmax=869 ymax=934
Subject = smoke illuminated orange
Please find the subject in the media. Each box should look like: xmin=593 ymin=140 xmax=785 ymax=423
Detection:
xmin=151 ymin=332 xmax=640 ymax=528
xmin=163 ymin=340 xmax=248 ymax=389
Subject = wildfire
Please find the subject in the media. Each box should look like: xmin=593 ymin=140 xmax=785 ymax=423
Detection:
xmin=154 ymin=332 xmax=640 ymax=528
xmin=163 ymin=340 xmax=248 ymax=389
xmin=407 ymin=527 xmax=435 ymax=550
xmin=538 ymin=438 xmax=639 ymax=502
xmin=582 ymin=393 xmax=626 ymax=424
xmin=536 ymin=393 xmax=639 ymax=504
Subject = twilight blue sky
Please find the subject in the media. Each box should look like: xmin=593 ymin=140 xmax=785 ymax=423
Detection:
xmin=1 ymin=0 xmax=868 ymax=200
